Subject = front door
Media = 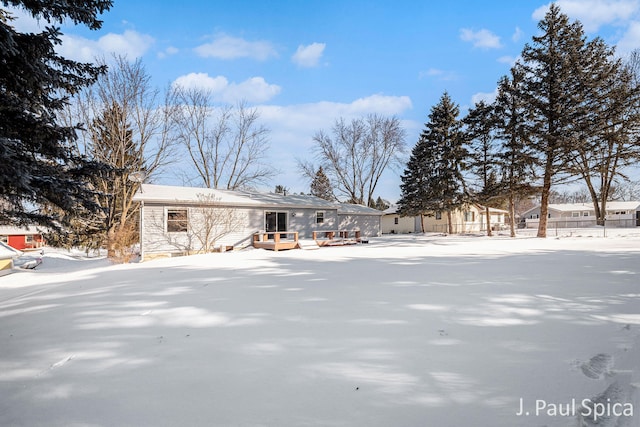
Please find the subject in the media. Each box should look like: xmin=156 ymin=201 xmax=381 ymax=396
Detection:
xmin=636 ymin=211 xmax=640 ymax=226
xmin=265 ymin=211 xmax=287 ymax=239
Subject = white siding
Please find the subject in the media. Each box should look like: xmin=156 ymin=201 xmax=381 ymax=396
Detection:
xmin=339 ymin=214 xmax=381 ymax=237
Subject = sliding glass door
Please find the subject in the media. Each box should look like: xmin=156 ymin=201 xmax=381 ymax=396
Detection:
xmin=265 ymin=211 xmax=288 ymax=239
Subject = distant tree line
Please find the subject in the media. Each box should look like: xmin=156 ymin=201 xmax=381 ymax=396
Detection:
xmin=398 ymin=4 xmax=640 ymax=238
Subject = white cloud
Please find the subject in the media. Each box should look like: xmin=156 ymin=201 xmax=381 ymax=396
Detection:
xmin=471 ymin=89 xmax=498 ymax=105
xmin=460 ymin=28 xmax=503 ymax=49
xmin=158 ymin=46 xmax=179 ymax=59
xmin=194 ymin=34 xmax=278 ymax=61
xmin=58 ymin=30 xmax=154 ymax=62
xmin=292 ymin=42 xmax=326 ymax=67
xmin=616 ymin=20 xmax=640 ymax=53
xmin=512 ymin=26 xmax=524 ymax=42
xmin=255 ymin=95 xmax=414 ymax=195
xmin=533 ymin=0 xmax=639 ymax=32
xmin=3 ymin=6 xmax=45 ymax=32
xmin=497 ymin=55 xmax=519 ymax=65
xmin=172 ymin=73 xmax=281 ymax=104
xmin=419 ymin=68 xmax=458 ymax=81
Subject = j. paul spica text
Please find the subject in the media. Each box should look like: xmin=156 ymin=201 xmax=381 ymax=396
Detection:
xmin=516 ymin=397 xmax=633 ymax=421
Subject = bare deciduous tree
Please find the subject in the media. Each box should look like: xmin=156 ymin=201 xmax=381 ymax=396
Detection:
xmin=300 ymin=114 xmax=406 ymax=205
xmin=170 ymin=86 xmax=274 ymax=190
xmin=189 ymin=195 xmax=246 ymax=252
xmin=71 ymin=55 xmax=177 ymax=258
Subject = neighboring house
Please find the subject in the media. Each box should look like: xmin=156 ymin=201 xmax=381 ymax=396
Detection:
xmin=0 ymin=241 xmax=20 ymax=277
xmin=337 ymin=203 xmax=383 ymax=238
xmin=382 ymin=204 xmax=507 ymax=234
xmin=522 ymin=201 xmax=640 ymax=229
xmin=133 ymin=184 xmax=382 ymax=260
xmin=382 ymin=206 xmax=417 ymax=234
xmin=0 ymin=226 xmax=46 ymax=250
xmin=416 ymin=204 xmax=508 ymax=234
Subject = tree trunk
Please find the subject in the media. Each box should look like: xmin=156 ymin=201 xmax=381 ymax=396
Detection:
xmin=107 ymin=227 xmax=117 ymax=258
xmin=447 ymin=211 xmax=453 ymax=234
xmin=485 ymin=206 xmax=493 ymax=237
xmin=537 ymin=165 xmax=552 ymax=238
xmin=509 ymin=194 xmax=516 ymax=238
xmin=420 ymin=214 xmax=425 ymax=233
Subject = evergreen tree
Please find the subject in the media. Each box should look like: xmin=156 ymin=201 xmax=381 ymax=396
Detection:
xmin=567 ymin=48 xmax=640 ymax=225
xmin=372 ymin=196 xmax=390 ymax=211
xmin=310 ymin=166 xmax=334 ymax=201
xmin=398 ymin=92 xmax=467 ymax=234
xmin=0 ymin=0 xmax=112 ymax=227
xmin=494 ymin=68 xmax=538 ymax=237
xmin=463 ymin=100 xmax=502 ymax=236
xmin=517 ymin=4 xmax=607 ymax=237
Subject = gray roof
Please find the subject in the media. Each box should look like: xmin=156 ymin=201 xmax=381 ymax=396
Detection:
xmin=337 ymin=203 xmax=384 ymax=216
xmin=133 ymin=184 xmax=338 ymax=209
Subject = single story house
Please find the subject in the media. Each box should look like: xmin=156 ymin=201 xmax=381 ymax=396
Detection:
xmin=0 ymin=241 xmax=20 ymax=277
xmin=381 ymin=206 xmax=418 ymax=234
xmin=133 ymin=184 xmax=383 ymax=260
xmin=417 ymin=204 xmax=508 ymax=234
xmin=522 ymin=201 xmax=640 ymax=228
xmin=382 ymin=204 xmax=507 ymax=234
xmin=0 ymin=225 xmax=45 ymax=250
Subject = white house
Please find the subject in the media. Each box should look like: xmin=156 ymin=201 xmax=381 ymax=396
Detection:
xmin=382 ymin=204 xmax=507 ymax=234
xmin=381 ymin=206 xmax=417 ymax=234
xmin=522 ymin=201 xmax=640 ymax=228
xmin=133 ymin=184 xmax=383 ymax=260
xmin=417 ymin=205 xmax=508 ymax=234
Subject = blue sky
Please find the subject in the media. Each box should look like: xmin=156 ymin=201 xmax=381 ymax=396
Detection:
xmin=10 ymin=0 xmax=640 ymax=201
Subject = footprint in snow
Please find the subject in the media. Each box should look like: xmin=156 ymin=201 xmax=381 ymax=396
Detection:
xmin=580 ymin=353 xmax=614 ymax=380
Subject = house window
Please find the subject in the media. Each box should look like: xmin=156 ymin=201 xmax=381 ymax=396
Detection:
xmin=394 ymin=217 xmax=399 ymax=225
xmin=26 ymin=235 xmax=34 ymax=243
xmin=464 ymin=211 xmax=475 ymax=222
xmin=583 ymin=211 xmax=589 ymax=216
xmin=167 ymin=209 xmax=188 ymax=232
xmin=316 ymin=211 xmax=324 ymax=224
xmin=530 ymin=214 xmax=539 ymax=219
xmin=435 ymin=212 xmax=442 ymax=220
xmin=571 ymin=212 xmax=581 ymax=218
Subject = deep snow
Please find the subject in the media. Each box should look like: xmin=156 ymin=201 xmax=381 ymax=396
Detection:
xmin=1 ymin=231 xmax=639 ymax=426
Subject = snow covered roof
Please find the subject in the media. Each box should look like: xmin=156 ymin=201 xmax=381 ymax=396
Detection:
xmin=0 ymin=225 xmax=43 ymax=235
xmin=383 ymin=205 xmax=400 ymax=215
xmin=522 ymin=201 xmax=640 ymax=216
xmin=549 ymin=202 xmax=639 ymax=212
xmin=133 ymin=184 xmax=338 ymax=209
xmin=382 ymin=204 xmax=507 ymax=216
xmin=0 ymin=241 xmax=21 ymax=259
xmin=337 ymin=203 xmax=384 ymax=216
xmin=477 ymin=205 xmax=509 ymax=214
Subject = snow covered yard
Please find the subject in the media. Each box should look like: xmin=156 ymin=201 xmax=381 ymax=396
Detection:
xmin=1 ymin=232 xmax=639 ymax=427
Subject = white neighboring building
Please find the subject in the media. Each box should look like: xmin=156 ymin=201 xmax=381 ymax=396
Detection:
xmin=381 ymin=204 xmax=507 ymax=234
xmin=381 ymin=206 xmax=417 ymax=234
xmin=522 ymin=201 xmax=640 ymax=228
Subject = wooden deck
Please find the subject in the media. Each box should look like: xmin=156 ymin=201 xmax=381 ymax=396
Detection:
xmin=253 ymin=230 xmax=366 ymax=251
xmin=312 ymin=230 xmax=363 ymax=246
xmin=253 ymin=231 xmax=300 ymax=251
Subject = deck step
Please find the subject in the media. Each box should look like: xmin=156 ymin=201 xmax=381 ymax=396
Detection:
xmin=297 ymin=239 xmax=320 ymax=250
